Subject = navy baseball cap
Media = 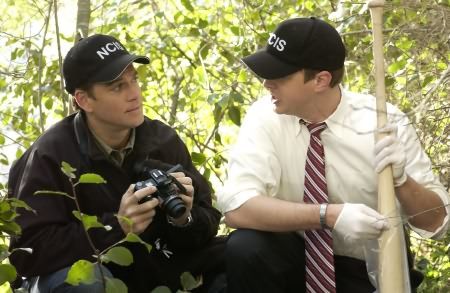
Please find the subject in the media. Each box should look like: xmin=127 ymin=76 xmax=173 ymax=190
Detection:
xmin=242 ymin=17 xmax=346 ymax=79
xmin=63 ymin=34 xmax=149 ymax=95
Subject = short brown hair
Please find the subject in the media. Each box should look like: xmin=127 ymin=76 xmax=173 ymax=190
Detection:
xmin=72 ymin=83 xmax=96 ymax=111
xmin=303 ymin=67 xmax=344 ymax=88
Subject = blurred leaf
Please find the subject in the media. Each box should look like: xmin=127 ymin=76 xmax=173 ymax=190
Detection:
xmin=123 ymin=233 xmax=152 ymax=253
xmin=65 ymin=260 xmax=96 ymax=286
xmin=34 ymin=190 xmax=72 ymax=198
xmin=101 ymin=246 xmax=133 ymax=266
xmin=61 ymin=161 xmax=76 ymax=179
xmin=151 ymin=286 xmax=172 ymax=293
xmin=228 ymin=105 xmax=241 ymax=126
xmin=180 ymin=271 xmax=202 ymax=290
xmin=0 ymin=222 xmax=21 ymax=235
xmin=77 ymin=173 xmax=107 ymax=185
xmin=191 ymin=152 xmax=206 ymax=165
xmin=0 ymin=264 xmax=16 ymax=286
xmin=72 ymin=211 xmax=105 ymax=230
xmin=105 ymin=277 xmax=128 ymax=293
xmin=181 ymin=0 xmax=194 ymax=11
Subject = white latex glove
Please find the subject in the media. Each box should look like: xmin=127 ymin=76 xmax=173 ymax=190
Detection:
xmin=333 ymin=203 xmax=389 ymax=242
xmin=374 ymin=124 xmax=407 ymax=187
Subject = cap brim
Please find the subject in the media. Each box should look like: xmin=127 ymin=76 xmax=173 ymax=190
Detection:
xmin=242 ymin=50 xmax=300 ymax=80
xmin=92 ymin=54 xmax=150 ymax=83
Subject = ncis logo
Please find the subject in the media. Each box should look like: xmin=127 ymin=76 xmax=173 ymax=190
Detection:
xmin=96 ymin=42 xmax=125 ymax=60
xmin=268 ymin=33 xmax=286 ymax=52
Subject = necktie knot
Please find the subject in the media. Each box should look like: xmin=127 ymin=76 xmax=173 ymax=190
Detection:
xmin=303 ymin=121 xmax=327 ymax=136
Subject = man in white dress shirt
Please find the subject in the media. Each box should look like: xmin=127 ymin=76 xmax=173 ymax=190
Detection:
xmin=218 ymin=17 xmax=449 ymax=293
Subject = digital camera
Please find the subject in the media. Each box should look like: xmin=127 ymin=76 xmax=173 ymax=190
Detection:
xmin=134 ymin=165 xmax=187 ymax=219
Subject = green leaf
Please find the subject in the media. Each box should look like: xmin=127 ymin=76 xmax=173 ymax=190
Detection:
xmin=0 ymin=244 xmax=10 ymax=261
xmin=72 ymin=211 xmax=105 ymax=230
xmin=9 ymin=199 xmax=34 ymax=212
xmin=34 ymin=190 xmax=72 ymax=198
xmin=65 ymin=260 xmax=96 ymax=286
xmin=191 ymin=152 xmax=206 ymax=165
xmin=180 ymin=0 xmax=194 ymax=11
xmin=44 ymin=98 xmax=53 ymax=110
xmin=77 ymin=173 xmax=107 ymax=185
xmin=0 ymin=134 xmax=5 ymax=145
xmin=123 ymin=233 xmax=152 ymax=253
xmin=101 ymin=246 xmax=133 ymax=266
xmin=0 ymin=209 xmax=16 ymax=221
xmin=180 ymin=271 xmax=202 ymax=291
xmin=0 ymin=222 xmax=21 ymax=235
xmin=61 ymin=161 xmax=76 ymax=179
xmin=198 ymin=19 xmax=208 ymax=29
xmin=0 ymin=264 xmax=17 ymax=286
xmin=228 ymin=105 xmax=241 ymax=126
xmin=230 ymin=26 xmax=240 ymax=35
xmin=105 ymin=277 xmax=128 ymax=293
xmin=202 ymin=167 xmax=211 ymax=180
xmin=151 ymin=286 xmax=172 ymax=293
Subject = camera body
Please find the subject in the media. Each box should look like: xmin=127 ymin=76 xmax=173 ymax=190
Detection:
xmin=135 ymin=168 xmax=187 ymax=219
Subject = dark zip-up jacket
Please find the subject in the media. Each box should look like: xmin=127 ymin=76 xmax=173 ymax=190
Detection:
xmin=8 ymin=112 xmax=223 ymax=290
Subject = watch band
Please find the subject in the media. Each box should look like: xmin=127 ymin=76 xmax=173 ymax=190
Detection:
xmin=167 ymin=213 xmax=193 ymax=228
xmin=319 ymin=203 xmax=329 ymax=229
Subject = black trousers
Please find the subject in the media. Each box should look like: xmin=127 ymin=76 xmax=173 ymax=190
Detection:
xmin=226 ymin=229 xmax=413 ymax=293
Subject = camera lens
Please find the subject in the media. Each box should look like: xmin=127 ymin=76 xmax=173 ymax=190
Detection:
xmin=163 ymin=196 xmax=187 ymax=219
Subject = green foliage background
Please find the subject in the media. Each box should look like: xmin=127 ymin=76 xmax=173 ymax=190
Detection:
xmin=0 ymin=0 xmax=449 ymax=291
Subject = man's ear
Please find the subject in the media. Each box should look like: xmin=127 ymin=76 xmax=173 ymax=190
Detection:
xmin=313 ymin=71 xmax=332 ymax=92
xmin=73 ymin=89 xmax=93 ymax=112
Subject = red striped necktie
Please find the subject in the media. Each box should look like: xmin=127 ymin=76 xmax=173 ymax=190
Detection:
xmin=303 ymin=122 xmax=336 ymax=293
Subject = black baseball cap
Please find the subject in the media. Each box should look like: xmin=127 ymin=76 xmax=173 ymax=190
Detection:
xmin=242 ymin=17 xmax=346 ymax=79
xmin=63 ymin=34 xmax=149 ymax=95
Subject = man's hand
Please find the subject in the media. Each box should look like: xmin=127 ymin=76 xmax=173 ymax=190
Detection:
xmin=332 ymin=203 xmax=389 ymax=242
xmin=170 ymin=172 xmax=194 ymax=210
xmin=118 ymin=184 xmax=159 ymax=235
xmin=374 ymin=123 xmax=407 ymax=187
xmin=169 ymin=172 xmax=194 ymax=226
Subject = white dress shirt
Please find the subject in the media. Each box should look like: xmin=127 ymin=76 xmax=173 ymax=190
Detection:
xmin=218 ymin=88 xmax=450 ymax=261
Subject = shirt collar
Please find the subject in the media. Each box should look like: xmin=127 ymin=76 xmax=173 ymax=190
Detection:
xmin=92 ymin=128 xmax=136 ymax=155
xmin=323 ymin=86 xmax=349 ymax=139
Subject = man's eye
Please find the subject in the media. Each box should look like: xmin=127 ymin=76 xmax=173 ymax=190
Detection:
xmin=112 ymin=84 xmax=122 ymax=92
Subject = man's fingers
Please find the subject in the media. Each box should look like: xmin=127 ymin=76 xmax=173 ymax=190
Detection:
xmin=374 ymin=135 xmax=395 ymax=154
xmin=170 ymin=172 xmax=186 ymax=178
xmin=376 ymin=123 xmax=397 ymax=134
xmin=133 ymin=186 xmax=157 ymax=203
xmin=375 ymin=153 xmax=394 ymax=173
xmin=125 ymin=184 xmax=136 ymax=196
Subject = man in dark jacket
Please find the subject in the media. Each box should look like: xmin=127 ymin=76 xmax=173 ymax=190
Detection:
xmin=8 ymin=34 xmax=225 ymax=293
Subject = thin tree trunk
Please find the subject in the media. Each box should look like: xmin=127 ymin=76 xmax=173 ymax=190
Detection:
xmin=75 ymin=0 xmax=91 ymax=42
xmin=68 ymin=0 xmax=91 ymax=114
